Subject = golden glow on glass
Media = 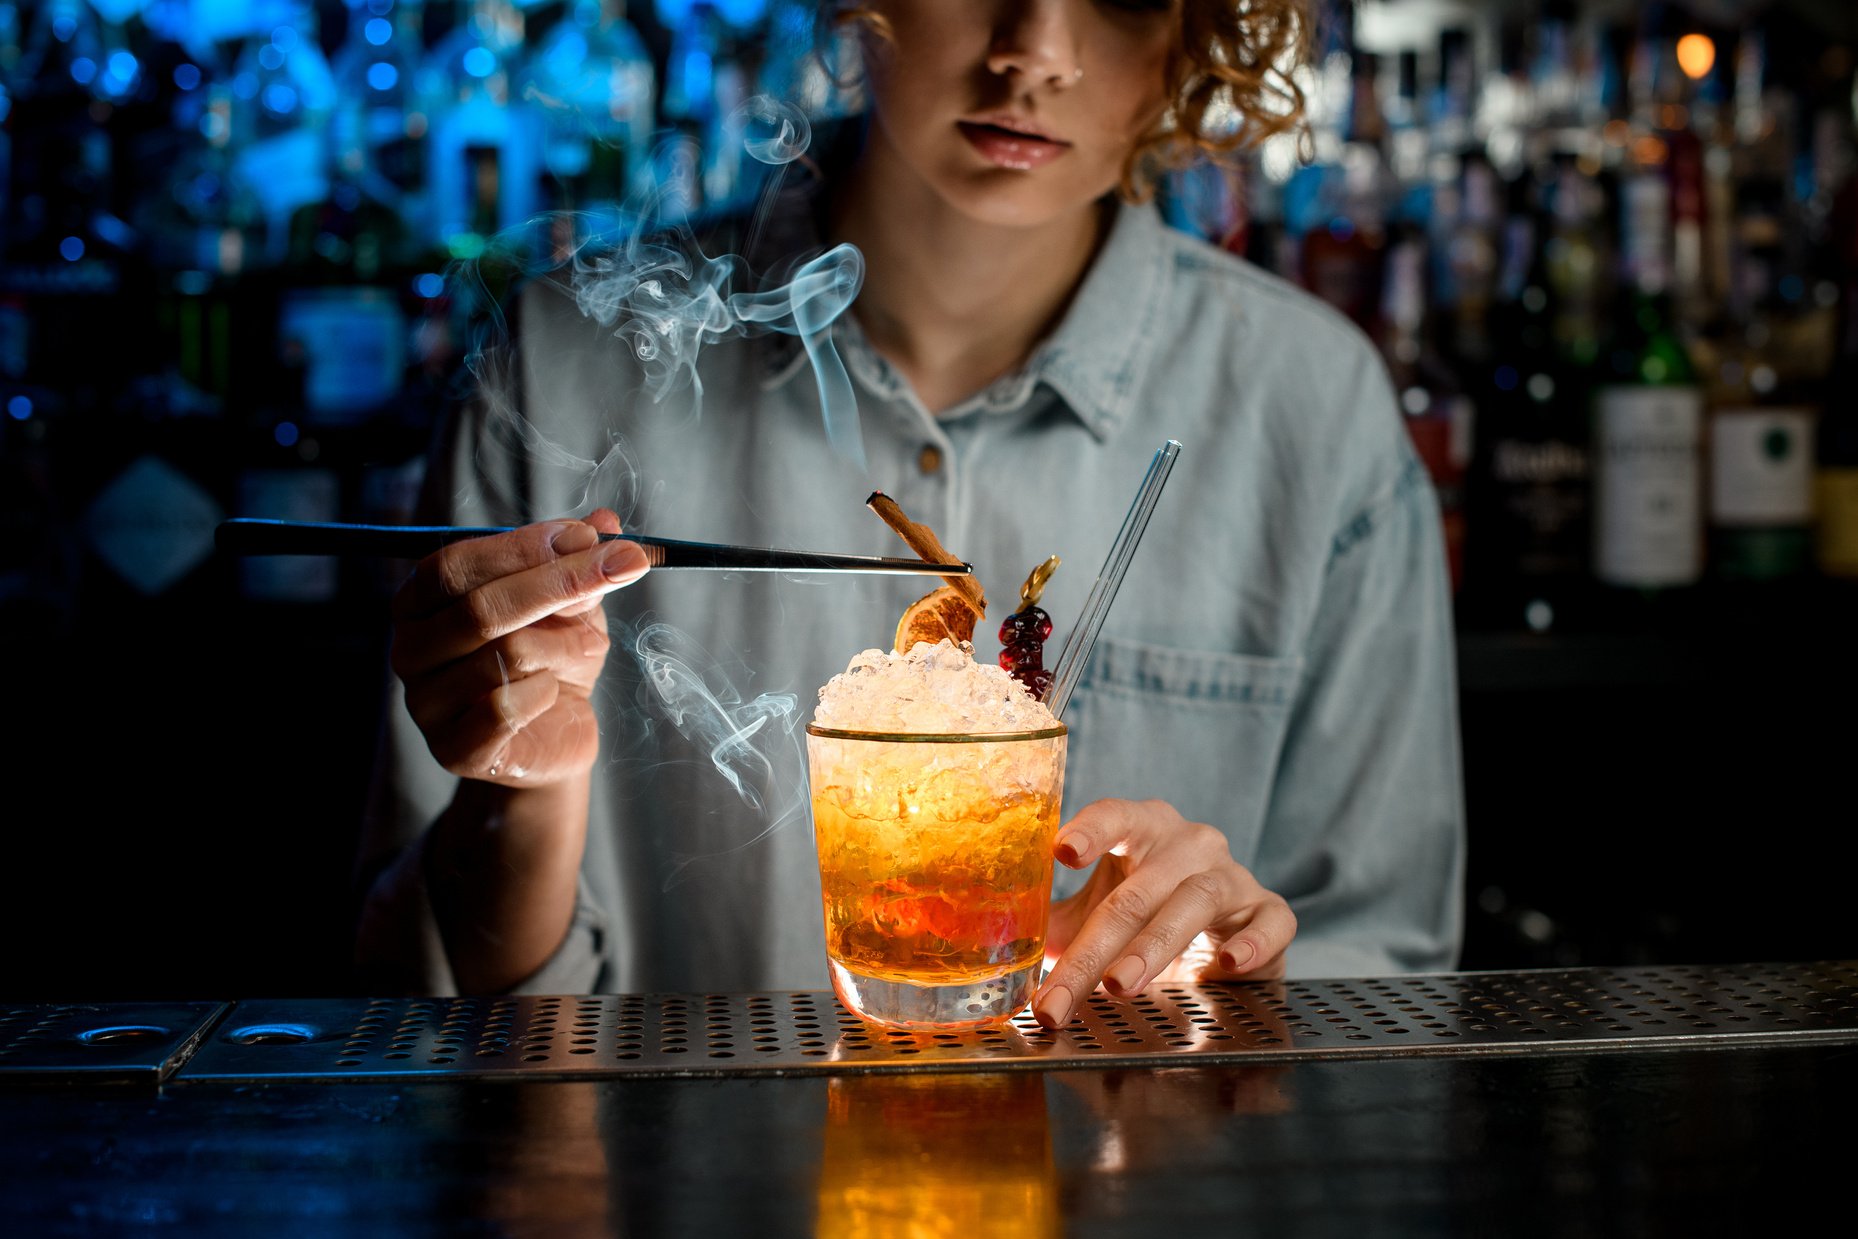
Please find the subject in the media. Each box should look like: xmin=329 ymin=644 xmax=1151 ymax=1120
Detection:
xmin=806 ymin=729 xmax=1066 ymax=1002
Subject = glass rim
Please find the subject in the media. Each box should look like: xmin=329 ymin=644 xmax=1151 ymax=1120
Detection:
xmin=805 ymin=722 xmax=1067 ymax=744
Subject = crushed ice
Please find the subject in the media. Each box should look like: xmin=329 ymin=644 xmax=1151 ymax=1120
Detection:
xmin=813 ymin=640 xmax=1057 ymax=734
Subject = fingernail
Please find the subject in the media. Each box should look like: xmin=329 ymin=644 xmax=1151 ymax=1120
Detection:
xmin=1034 ymin=985 xmax=1072 ymax=1030
xmin=1054 ymin=836 xmax=1082 ymax=867
xmin=1220 ymin=941 xmax=1257 ymax=973
xmin=1105 ymin=955 xmax=1146 ymax=996
xmin=550 ymin=522 xmax=598 ymax=555
xmin=599 ymin=541 xmax=646 ymax=582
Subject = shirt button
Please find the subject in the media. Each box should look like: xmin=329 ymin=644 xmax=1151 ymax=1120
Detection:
xmin=918 ymin=444 xmax=944 ymax=475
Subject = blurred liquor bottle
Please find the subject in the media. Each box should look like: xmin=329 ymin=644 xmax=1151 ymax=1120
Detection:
xmin=1380 ymin=48 xmax=1430 ymax=227
xmin=1544 ymin=158 xmax=1607 ymax=375
xmin=521 ymin=0 xmax=656 ymax=257
xmin=654 ymin=0 xmax=717 ymax=221
xmin=329 ymin=0 xmax=432 ymax=262
xmin=658 ymin=0 xmax=757 ymax=219
xmin=1298 ymin=42 xmax=1393 ymax=333
xmin=1380 ymin=218 xmax=1471 ymax=596
xmin=1814 ymin=204 xmax=1858 ymax=581
xmin=290 ymin=6 xmax=419 ymax=418
xmin=700 ymin=15 xmax=753 ymax=211
xmin=420 ymin=0 xmax=541 ymax=258
xmin=1592 ymin=336 xmax=1704 ymax=596
xmin=1591 ymin=52 xmax=1705 ymax=598
xmin=1726 ymin=27 xmax=1798 ymax=328
xmin=1701 ymin=321 xmax=1817 ymax=585
xmin=1463 ymin=169 xmax=1592 ymax=633
xmin=2 ymin=0 xmax=127 ymax=405
xmin=229 ymin=0 xmax=337 ymax=269
xmin=1423 ymin=25 xmax=1497 ymax=369
xmin=1706 ymin=21 xmax=1832 ymax=591
xmin=145 ymin=80 xmax=256 ymax=411
xmin=0 ymin=2 xmax=15 ymax=258
xmin=1659 ymin=40 xmax=1715 ymax=337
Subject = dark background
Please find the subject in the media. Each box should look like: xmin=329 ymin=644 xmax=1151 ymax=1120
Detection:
xmin=4 ymin=0 xmax=1857 ymax=1000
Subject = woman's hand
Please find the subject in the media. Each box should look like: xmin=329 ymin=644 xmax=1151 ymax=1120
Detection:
xmin=1033 ymin=799 xmax=1297 ymax=1029
xmin=389 ymin=509 xmax=649 ymax=788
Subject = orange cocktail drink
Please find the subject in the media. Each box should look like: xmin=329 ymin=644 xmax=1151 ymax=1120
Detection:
xmin=807 ymin=642 xmax=1066 ymax=1028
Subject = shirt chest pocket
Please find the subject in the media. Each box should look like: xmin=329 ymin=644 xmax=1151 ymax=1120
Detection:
xmin=1057 ymin=636 xmax=1302 ymax=879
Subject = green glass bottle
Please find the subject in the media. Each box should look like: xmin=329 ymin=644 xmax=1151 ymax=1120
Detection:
xmin=1593 ymin=291 xmax=1705 ymax=589
xmin=1592 ymin=164 xmax=1705 ymax=592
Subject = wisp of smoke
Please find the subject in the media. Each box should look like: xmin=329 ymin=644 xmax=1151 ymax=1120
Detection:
xmin=737 ymin=96 xmax=812 ymax=165
xmin=561 ymin=100 xmax=866 ymax=471
xmin=625 ymin=621 xmax=808 ymax=889
xmin=438 ymin=93 xmax=856 ymax=886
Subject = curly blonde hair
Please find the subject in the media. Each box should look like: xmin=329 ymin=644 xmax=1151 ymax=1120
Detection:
xmin=825 ymin=2 xmax=1314 ymax=202
xmin=1133 ymin=1 xmax=1312 ymax=200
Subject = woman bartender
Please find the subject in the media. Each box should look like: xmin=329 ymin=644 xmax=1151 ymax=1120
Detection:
xmin=357 ymin=0 xmax=1465 ymax=1028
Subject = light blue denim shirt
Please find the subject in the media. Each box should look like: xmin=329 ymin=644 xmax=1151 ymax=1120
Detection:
xmin=358 ymin=179 xmax=1466 ymax=993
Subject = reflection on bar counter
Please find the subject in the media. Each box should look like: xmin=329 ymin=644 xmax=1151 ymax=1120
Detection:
xmin=0 ymin=0 xmax=1854 ymax=630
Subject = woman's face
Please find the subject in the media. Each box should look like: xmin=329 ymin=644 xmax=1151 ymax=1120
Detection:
xmin=854 ymin=0 xmax=1178 ymax=229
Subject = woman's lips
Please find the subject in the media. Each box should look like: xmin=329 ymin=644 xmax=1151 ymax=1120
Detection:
xmin=957 ymin=121 xmax=1071 ymax=171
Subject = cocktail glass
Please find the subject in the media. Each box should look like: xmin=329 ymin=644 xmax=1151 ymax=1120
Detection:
xmin=804 ymin=722 xmax=1068 ymax=1028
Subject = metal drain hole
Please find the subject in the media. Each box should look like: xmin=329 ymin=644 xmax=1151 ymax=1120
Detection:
xmin=228 ymin=1023 xmax=319 ymax=1045
xmin=78 ymin=1025 xmax=169 ymax=1045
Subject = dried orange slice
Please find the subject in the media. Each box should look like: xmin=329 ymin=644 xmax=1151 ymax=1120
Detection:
xmin=895 ymin=584 xmax=981 ymax=653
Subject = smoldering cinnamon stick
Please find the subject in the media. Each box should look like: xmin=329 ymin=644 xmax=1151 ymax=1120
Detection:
xmin=866 ymin=491 xmax=986 ymax=614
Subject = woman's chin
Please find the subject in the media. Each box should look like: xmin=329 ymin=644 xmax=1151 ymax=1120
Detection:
xmin=929 ymin=169 xmax=1111 ymax=232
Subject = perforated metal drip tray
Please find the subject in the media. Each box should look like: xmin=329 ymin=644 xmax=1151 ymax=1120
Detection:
xmin=171 ymin=961 xmax=1858 ymax=1083
xmin=0 ymin=1002 xmax=230 ymax=1083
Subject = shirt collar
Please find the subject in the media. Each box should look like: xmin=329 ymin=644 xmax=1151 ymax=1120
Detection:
xmin=755 ymin=182 xmax=1174 ymax=443
xmin=1028 ymin=198 xmax=1171 ymax=441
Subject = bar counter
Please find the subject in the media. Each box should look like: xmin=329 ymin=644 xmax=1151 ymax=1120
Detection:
xmin=3 ymin=961 xmax=1853 ymax=1235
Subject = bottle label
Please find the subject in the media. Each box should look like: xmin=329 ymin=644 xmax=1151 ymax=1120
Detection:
xmin=1817 ymin=467 xmax=1858 ymax=578
xmin=278 ymin=290 xmax=408 ymax=424
xmin=1487 ymin=436 xmax=1590 ymax=580
xmin=1714 ymin=527 xmax=1811 ymax=580
xmin=1492 ymin=439 xmax=1589 ymax=485
xmin=1621 ymin=175 xmax=1671 ymax=292
xmin=1595 ymin=386 xmax=1703 ymax=586
xmin=1710 ymin=407 xmax=1815 ymax=524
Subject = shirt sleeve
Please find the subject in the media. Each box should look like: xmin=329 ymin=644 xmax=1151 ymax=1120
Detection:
xmin=350 ymin=293 xmax=615 ymax=996
xmin=353 ymin=681 xmax=614 ymax=996
xmin=1261 ymin=426 xmax=1467 ymax=979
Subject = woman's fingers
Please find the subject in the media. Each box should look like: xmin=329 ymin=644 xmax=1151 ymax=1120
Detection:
xmin=583 ymin=507 xmax=624 ymax=537
xmin=392 ymin=535 xmax=647 ymax=679
xmin=424 ymin=669 xmax=563 ymax=775
xmin=1034 ymin=798 xmax=1292 ymax=1028
xmin=1051 ymin=797 xmax=1154 ymax=868
xmin=404 ymin=614 xmax=605 ymax=723
xmin=394 ymin=519 xmax=591 ymax=622
xmin=1097 ymin=870 xmax=1242 ymax=997
xmin=1035 ymin=863 xmax=1221 ymax=1027
xmin=1211 ymin=898 xmax=1297 ymax=979
xmin=390 ymin=509 xmax=638 ymax=787
xmin=424 ymin=681 xmax=604 ymax=787
xmin=1103 ymin=879 xmax=1297 ymax=995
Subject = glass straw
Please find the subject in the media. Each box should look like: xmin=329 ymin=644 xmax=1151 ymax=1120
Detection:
xmin=1045 ymin=440 xmax=1182 ymax=720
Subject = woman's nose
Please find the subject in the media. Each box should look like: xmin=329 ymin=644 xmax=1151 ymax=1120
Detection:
xmin=985 ymin=0 xmax=1085 ymax=89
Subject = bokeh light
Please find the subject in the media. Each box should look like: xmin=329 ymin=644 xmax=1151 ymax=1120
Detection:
xmin=1676 ymin=34 xmax=1716 ymax=80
